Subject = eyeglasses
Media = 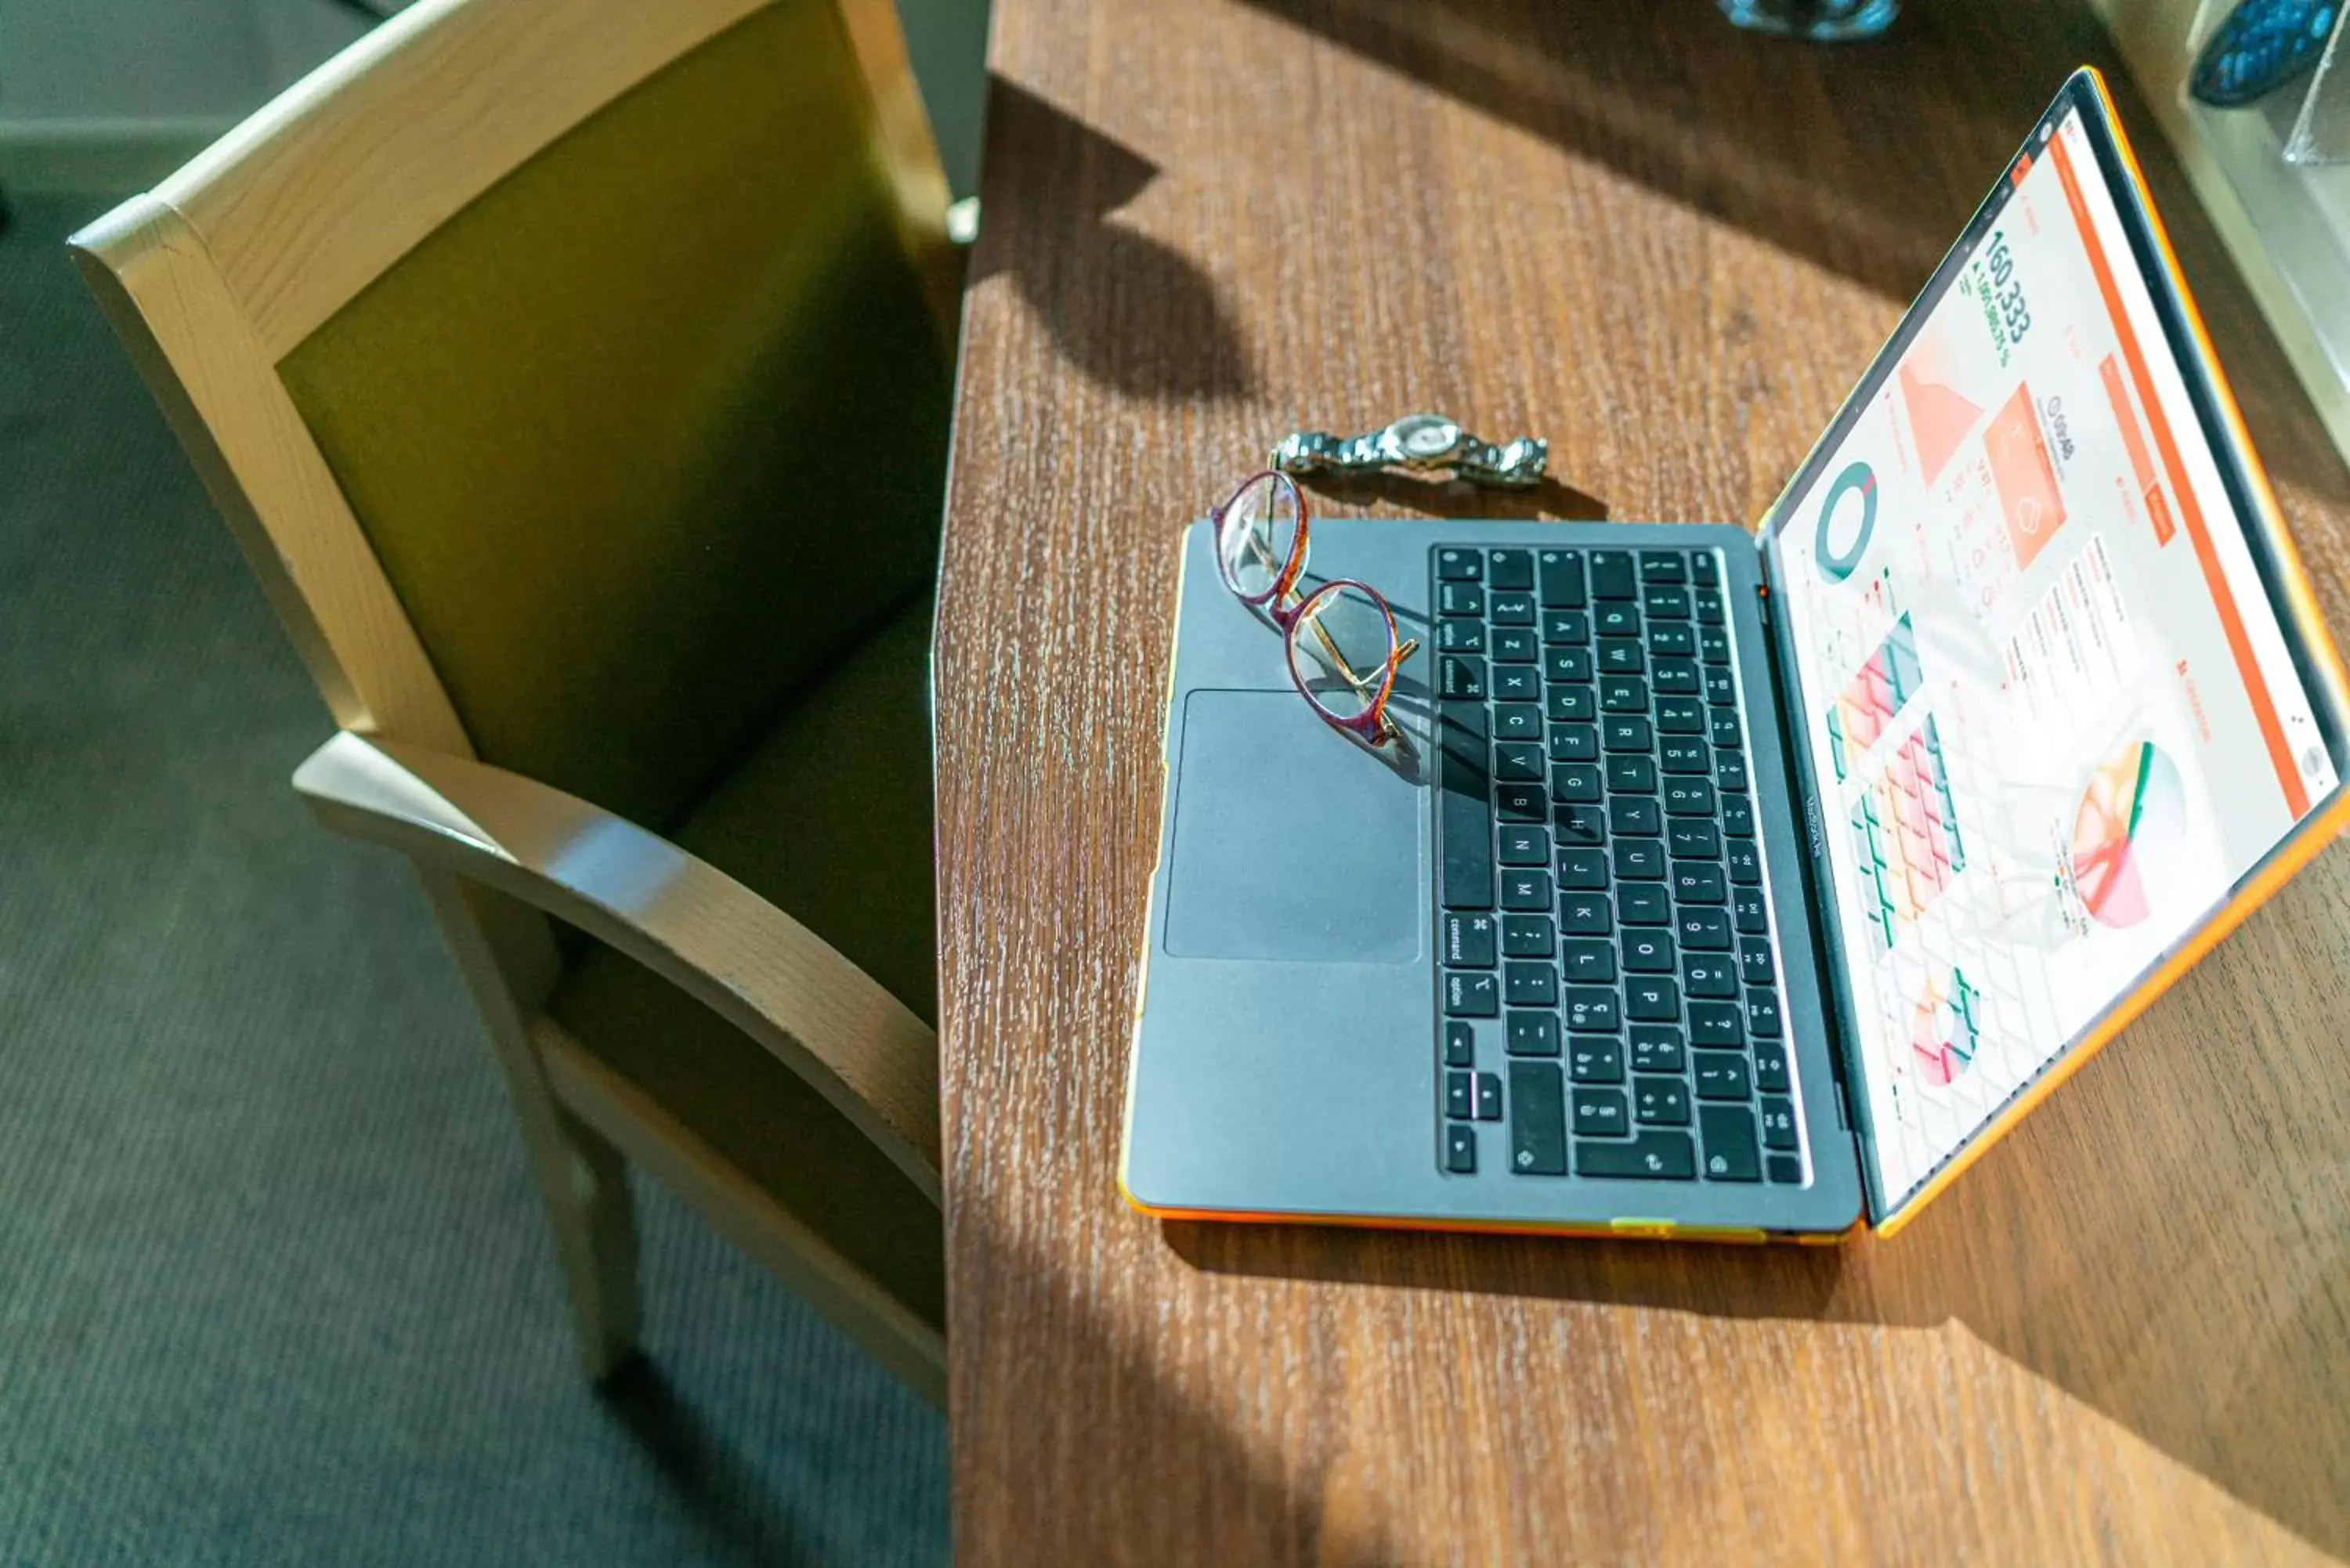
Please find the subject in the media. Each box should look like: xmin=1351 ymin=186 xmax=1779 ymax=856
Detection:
xmin=1210 ymin=470 xmax=1419 ymax=750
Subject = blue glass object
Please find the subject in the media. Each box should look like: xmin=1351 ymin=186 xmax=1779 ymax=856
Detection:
xmin=1718 ymin=0 xmax=1900 ymax=40
xmin=2190 ymin=1 xmax=2337 ymax=107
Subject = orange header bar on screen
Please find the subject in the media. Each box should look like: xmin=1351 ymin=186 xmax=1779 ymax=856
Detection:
xmin=2046 ymin=121 xmax=2306 ymax=817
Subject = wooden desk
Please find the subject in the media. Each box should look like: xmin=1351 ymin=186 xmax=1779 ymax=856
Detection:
xmin=933 ymin=3 xmax=2350 ymax=1561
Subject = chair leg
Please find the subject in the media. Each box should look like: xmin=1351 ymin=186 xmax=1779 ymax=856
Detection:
xmin=414 ymin=868 xmax=642 ymax=1380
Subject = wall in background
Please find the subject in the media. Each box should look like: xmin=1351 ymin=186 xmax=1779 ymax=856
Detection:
xmin=0 ymin=0 xmax=989 ymax=197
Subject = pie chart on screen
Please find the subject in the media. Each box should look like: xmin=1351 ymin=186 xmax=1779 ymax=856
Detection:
xmin=1908 ymin=967 xmax=1981 ymax=1088
xmin=2069 ymin=740 xmax=2186 ymax=930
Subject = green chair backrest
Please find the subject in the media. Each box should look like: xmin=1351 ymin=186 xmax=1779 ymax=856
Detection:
xmin=276 ymin=0 xmax=953 ymax=832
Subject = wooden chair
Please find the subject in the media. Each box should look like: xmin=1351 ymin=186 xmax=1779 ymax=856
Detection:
xmin=70 ymin=0 xmax=960 ymax=1404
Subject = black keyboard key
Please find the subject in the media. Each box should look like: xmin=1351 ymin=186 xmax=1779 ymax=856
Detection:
xmin=1492 ymin=627 xmax=1538 ymax=663
xmin=1691 ymin=551 xmax=1718 ymax=587
xmin=1476 ymin=1071 xmax=1503 ymax=1121
xmin=1618 ymin=884 xmax=1671 ymax=926
xmin=1767 ymin=1154 xmax=1802 ymax=1184
xmin=1497 ymin=825 xmax=1549 ymax=866
xmin=1556 ymin=803 xmax=1606 ymax=847
xmin=1576 ymin=1131 xmax=1696 ymax=1180
xmin=1614 ymin=839 xmax=1665 ymax=881
xmin=1572 ymin=1088 xmax=1630 ymax=1136
xmin=1710 ymin=710 xmax=1743 ymax=749
xmin=1660 ymin=738 xmax=1710 ymax=774
xmin=1704 ymin=667 xmax=1737 ymax=706
xmin=1645 ymin=586 xmax=1691 ymax=620
xmin=1621 ymin=929 xmax=1675 ymax=974
xmin=1502 ymin=915 xmax=1555 ymax=956
xmin=1694 ymin=587 xmax=1723 ymax=624
xmin=1747 ymin=992 xmax=1783 ymax=1039
xmin=1488 ymin=548 xmax=1533 ymax=591
xmin=1599 ymin=676 xmax=1648 ymax=714
xmin=1440 ymin=582 xmax=1485 ymax=617
xmin=1639 ymin=551 xmax=1687 ymax=586
xmin=1437 ymin=619 xmax=1485 ymax=652
xmin=1443 ymin=912 xmax=1497 ymax=967
xmin=1635 ymin=1078 xmax=1690 ymax=1125
xmin=1553 ymin=763 xmax=1601 ymax=804
xmin=1559 ymin=848 xmax=1610 ymax=891
xmin=1699 ymin=626 xmax=1730 ymax=664
xmin=1509 ymin=1063 xmax=1567 ymax=1174
xmin=1760 ymin=1097 xmax=1798 ymax=1150
xmin=1538 ymin=550 xmax=1587 ymax=609
xmin=1672 ymin=862 xmax=1726 ymax=904
xmin=1664 ymin=779 xmax=1717 ymax=817
xmin=1491 ymin=666 xmax=1538 ymax=703
xmin=1542 ymin=609 xmax=1591 ymax=645
xmin=1667 ymin=822 xmax=1720 ymax=860
xmin=1693 ymin=1051 xmax=1752 ymax=1100
xmin=1653 ymin=657 xmax=1701 ymax=695
xmin=1563 ymin=940 xmax=1616 ymax=985
xmin=1739 ymin=939 xmax=1773 ymax=987
xmin=1595 ymin=602 xmax=1642 ymax=639
xmin=1726 ymin=841 xmax=1761 ymax=884
xmin=1719 ymin=751 xmax=1748 ymax=793
xmin=1437 ymin=547 xmax=1483 ymax=581
xmin=1733 ymin=886 xmax=1767 ymax=934
xmin=1629 ymin=1025 xmax=1686 ymax=1074
xmin=1549 ymin=724 xmax=1598 ymax=764
xmin=1559 ymin=894 xmax=1611 ymax=937
xmin=1508 ymin=1012 xmax=1560 ymax=1056
xmin=1445 ymin=971 xmax=1500 ymax=1018
xmin=1698 ymin=1106 xmax=1761 ymax=1181
xmin=1496 ymin=781 xmax=1546 ymax=821
xmin=1676 ymin=907 xmax=1731 ymax=951
xmin=1445 ymin=1123 xmax=1477 ymax=1173
xmin=1447 ymin=1071 xmax=1474 ymax=1118
xmin=1500 ymin=869 xmax=1552 ymax=911
xmin=1683 ymin=954 xmax=1737 ymax=999
xmin=1603 ymin=717 xmax=1653 ymax=753
xmin=1657 ymin=698 xmax=1705 ymax=733
xmin=1569 ymin=1035 xmax=1625 ymax=1084
xmin=1445 ymin=1021 xmax=1476 ymax=1068
xmin=1607 ymin=754 xmax=1657 ymax=793
xmin=1440 ymin=655 xmax=1488 ymax=700
xmin=1650 ymin=623 xmax=1696 ymax=658
xmin=1625 ymin=975 xmax=1679 ymax=1021
xmin=1564 ymin=988 xmax=1619 ymax=1033
xmin=1547 ymin=685 xmax=1596 ymax=724
xmin=1752 ymin=1039 xmax=1790 ymax=1093
xmin=1544 ymin=645 xmax=1593 ymax=682
xmin=1493 ymin=740 xmax=1545 ymax=782
xmin=1688 ymin=1003 xmax=1744 ymax=1048
xmin=1722 ymin=795 xmax=1755 ymax=837
xmin=1490 ymin=591 xmax=1535 ymax=626
xmin=1610 ymin=797 xmax=1661 ymax=837
xmin=1598 ymin=641 xmax=1645 ymax=677
xmin=1495 ymin=704 xmax=1543 ymax=742
xmin=1590 ymin=551 xmax=1638 ymax=601
xmin=1505 ymin=961 xmax=1558 ymax=1007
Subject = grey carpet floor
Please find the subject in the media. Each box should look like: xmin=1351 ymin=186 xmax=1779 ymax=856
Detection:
xmin=0 ymin=193 xmax=948 ymax=1568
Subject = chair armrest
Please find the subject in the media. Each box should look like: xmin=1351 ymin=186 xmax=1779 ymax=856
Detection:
xmin=293 ymin=731 xmax=941 ymax=1198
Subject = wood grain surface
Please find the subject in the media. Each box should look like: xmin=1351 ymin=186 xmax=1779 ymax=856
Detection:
xmin=933 ymin=3 xmax=2350 ymax=1562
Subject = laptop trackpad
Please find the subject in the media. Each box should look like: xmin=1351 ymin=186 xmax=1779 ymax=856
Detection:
xmin=1162 ymin=690 xmax=1423 ymax=963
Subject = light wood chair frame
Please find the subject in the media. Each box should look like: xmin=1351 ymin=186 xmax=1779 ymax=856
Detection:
xmin=69 ymin=0 xmax=963 ymax=1405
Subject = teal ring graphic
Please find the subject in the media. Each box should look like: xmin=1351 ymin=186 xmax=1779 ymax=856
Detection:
xmin=1817 ymin=461 xmax=1876 ymax=583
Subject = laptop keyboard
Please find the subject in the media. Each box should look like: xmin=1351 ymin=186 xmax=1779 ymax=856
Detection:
xmin=1430 ymin=544 xmax=1803 ymax=1187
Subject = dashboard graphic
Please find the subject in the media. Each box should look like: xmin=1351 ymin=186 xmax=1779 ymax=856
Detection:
xmin=2068 ymin=739 xmax=2186 ymax=930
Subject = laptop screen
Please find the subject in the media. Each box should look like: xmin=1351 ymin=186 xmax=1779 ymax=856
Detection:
xmin=1767 ymin=77 xmax=2345 ymax=1217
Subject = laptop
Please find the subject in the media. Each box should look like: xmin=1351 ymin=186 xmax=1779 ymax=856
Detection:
xmin=1120 ymin=69 xmax=2350 ymax=1241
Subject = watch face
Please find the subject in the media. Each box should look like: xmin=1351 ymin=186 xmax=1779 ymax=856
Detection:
xmin=1392 ymin=414 xmax=1463 ymax=461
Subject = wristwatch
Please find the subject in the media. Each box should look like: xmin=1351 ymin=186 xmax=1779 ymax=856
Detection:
xmin=1271 ymin=413 xmax=1549 ymax=489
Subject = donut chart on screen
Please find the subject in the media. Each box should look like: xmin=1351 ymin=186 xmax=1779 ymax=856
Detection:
xmin=1908 ymin=967 xmax=1982 ymax=1088
xmin=2068 ymin=740 xmax=2186 ymax=930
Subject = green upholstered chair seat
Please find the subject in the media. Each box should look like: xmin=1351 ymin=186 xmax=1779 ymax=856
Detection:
xmin=546 ymin=591 xmax=942 ymax=1328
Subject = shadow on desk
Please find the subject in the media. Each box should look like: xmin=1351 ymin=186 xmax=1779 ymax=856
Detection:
xmin=1167 ymin=872 xmax=2350 ymax=1559
xmin=1234 ymin=0 xmax=2350 ymax=512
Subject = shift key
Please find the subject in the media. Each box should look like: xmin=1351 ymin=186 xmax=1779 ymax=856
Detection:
xmin=1508 ymin=1062 xmax=1567 ymax=1175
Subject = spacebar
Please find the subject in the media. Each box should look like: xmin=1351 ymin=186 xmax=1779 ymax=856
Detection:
xmin=1439 ymin=700 xmax=1491 ymax=911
